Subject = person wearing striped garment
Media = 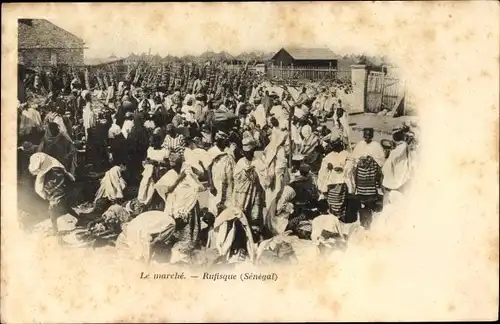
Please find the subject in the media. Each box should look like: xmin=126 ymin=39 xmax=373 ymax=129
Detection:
xmin=162 ymin=123 xmax=186 ymax=154
xmin=347 ymin=128 xmax=385 ymax=229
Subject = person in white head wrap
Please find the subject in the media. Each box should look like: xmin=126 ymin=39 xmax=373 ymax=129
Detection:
xmin=94 ymin=165 xmax=127 ymax=204
xmin=116 ymin=210 xmax=176 ymax=262
xmin=28 ymin=152 xmax=77 ymax=235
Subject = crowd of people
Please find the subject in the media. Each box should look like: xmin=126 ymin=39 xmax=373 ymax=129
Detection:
xmin=17 ymin=61 xmax=418 ymax=266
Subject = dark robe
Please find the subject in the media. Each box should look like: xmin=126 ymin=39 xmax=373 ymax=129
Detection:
xmin=125 ymin=118 xmax=150 ymax=184
xmin=38 ymin=130 xmax=77 ymax=175
xmin=110 ymin=133 xmax=129 ymax=166
xmin=86 ymin=121 xmax=111 ymax=173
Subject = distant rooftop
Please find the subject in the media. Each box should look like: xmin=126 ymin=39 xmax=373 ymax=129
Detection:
xmin=277 ymin=47 xmax=338 ymax=60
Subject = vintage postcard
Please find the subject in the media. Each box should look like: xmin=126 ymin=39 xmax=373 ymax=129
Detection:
xmin=1 ymin=2 xmax=498 ymax=322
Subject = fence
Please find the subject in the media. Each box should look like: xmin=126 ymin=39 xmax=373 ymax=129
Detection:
xmin=366 ymin=71 xmax=407 ymax=114
xmin=266 ymin=65 xmax=351 ymax=82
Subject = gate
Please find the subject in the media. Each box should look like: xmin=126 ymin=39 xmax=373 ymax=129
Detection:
xmin=366 ymin=71 xmax=385 ymax=113
xmin=366 ymin=72 xmax=404 ymax=113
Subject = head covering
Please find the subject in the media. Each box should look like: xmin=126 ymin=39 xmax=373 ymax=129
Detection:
xmin=165 ymin=123 xmax=175 ymax=133
xmin=215 ymin=130 xmax=229 ymax=141
xmin=242 ymin=136 xmax=256 ymax=152
xmin=29 ymin=153 xmax=75 ymax=200
xmin=299 ymin=163 xmax=311 ymax=174
xmin=292 ymin=153 xmax=304 ymax=161
xmin=94 ymin=165 xmax=126 ymax=203
xmin=108 ymin=123 xmax=122 ymax=139
xmin=301 ymin=124 xmax=312 ymax=138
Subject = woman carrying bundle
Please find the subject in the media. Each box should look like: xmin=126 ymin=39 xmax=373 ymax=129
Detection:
xmin=28 ymin=152 xmax=79 ymax=236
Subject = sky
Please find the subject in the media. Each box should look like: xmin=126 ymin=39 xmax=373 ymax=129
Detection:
xmin=11 ymin=1 xmax=464 ymax=68
xmin=43 ymin=3 xmax=378 ymax=60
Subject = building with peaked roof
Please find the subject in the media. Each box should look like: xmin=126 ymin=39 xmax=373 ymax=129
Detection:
xmin=270 ymin=47 xmax=338 ymax=68
xmin=18 ymin=19 xmax=85 ymax=68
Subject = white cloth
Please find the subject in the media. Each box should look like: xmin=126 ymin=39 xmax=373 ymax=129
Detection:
xmin=116 ymin=211 xmax=176 ymax=261
xmin=183 ymin=94 xmax=195 ymax=106
xmin=207 ymin=151 xmax=235 ymax=216
xmin=251 ymin=104 xmax=267 ymax=129
xmin=94 ymin=166 xmax=126 ymax=202
xmin=155 ymin=167 xmax=201 ymax=219
xmin=294 ymin=106 xmax=305 ymax=119
xmin=52 ymin=115 xmax=68 ymax=137
xmin=108 ymin=123 xmax=121 ymax=139
xmin=311 ymin=214 xmax=345 ymax=245
xmin=269 ymin=186 xmax=295 ymax=235
xmin=184 ymin=147 xmax=210 ymax=174
xmin=121 ymin=120 xmax=134 ymax=139
xmin=269 ymin=105 xmax=289 ymax=129
xmin=352 ymin=140 xmax=386 ymax=167
xmin=28 ymin=152 xmax=75 ymax=200
xmin=209 ymin=207 xmax=256 ymax=262
xmin=82 ymin=103 xmax=96 ymax=138
xmin=137 ymin=148 xmax=170 ymax=205
xmin=20 ymin=107 xmax=42 ymax=135
xmin=106 ymin=85 xmax=115 ymax=104
xmin=382 ymin=142 xmax=411 ymax=190
xmin=317 ymin=151 xmax=350 ymax=193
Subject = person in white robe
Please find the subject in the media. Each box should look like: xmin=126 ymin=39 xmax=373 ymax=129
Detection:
xmin=206 ymin=131 xmax=236 ymax=217
xmin=94 ymin=165 xmax=127 ymax=204
xmin=351 ymin=128 xmax=386 ymax=167
xmin=382 ymin=130 xmax=412 ymax=196
xmin=254 ymin=128 xmax=289 ymax=212
xmin=317 ymin=139 xmax=350 ymax=218
xmin=250 ymin=97 xmax=267 ymax=129
xmin=81 ymin=90 xmax=96 ymax=139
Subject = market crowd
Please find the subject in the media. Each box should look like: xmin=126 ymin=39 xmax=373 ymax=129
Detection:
xmin=17 ymin=62 xmax=418 ymax=265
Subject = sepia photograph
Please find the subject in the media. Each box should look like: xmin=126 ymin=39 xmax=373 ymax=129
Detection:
xmin=2 ymin=2 xmax=498 ymax=322
xmin=16 ymin=17 xmax=418 ymax=266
